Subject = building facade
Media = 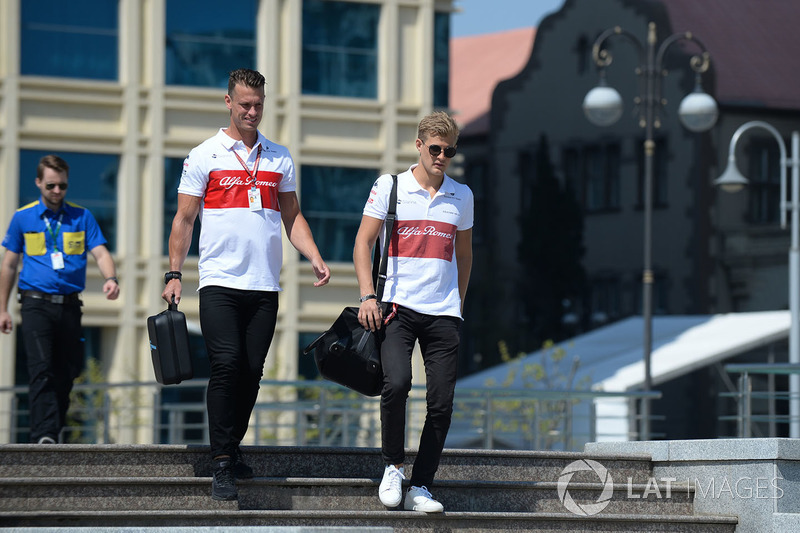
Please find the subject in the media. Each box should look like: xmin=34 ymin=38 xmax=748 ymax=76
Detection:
xmin=458 ymin=0 xmax=800 ymax=367
xmin=455 ymin=0 xmax=800 ymax=439
xmin=0 ymin=0 xmax=453 ymax=443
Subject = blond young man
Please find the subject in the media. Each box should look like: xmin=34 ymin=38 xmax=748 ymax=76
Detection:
xmin=354 ymin=111 xmax=473 ymax=512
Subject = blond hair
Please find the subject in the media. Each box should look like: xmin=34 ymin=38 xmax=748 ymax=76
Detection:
xmin=417 ymin=111 xmax=460 ymax=143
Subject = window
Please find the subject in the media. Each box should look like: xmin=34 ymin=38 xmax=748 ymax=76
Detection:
xmin=165 ymin=0 xmax=257 ymax=88
xmin=563 ymin=143 xmax=621 ymax=212
xmin=302 ymin=0 xmax=380 ymax=98
xmin=747 ymin=138 xmax=782 ymax=225
xmin=590 ymin=275 xmax=621 ymax=325
xmin=633 ymin=272 xmax=670 ymax=315
xmin=19 ymin=150 xmax=119 ymax=253
xmin=163 ymin=158 xmax=201 ymax=256
xmin=300 ymin=165 xmax=378 ymax=262
xmin=433 ymin=12 xmax=450 ymax=109
xmin=21 ymin=0 xmax=118 ymax=80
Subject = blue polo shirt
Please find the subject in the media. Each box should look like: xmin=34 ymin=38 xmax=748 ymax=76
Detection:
xmin=1 ymin=199 xmax=107 ymax=294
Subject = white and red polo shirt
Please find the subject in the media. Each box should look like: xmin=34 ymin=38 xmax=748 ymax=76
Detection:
xmin=363 ymin=165 xmax=474 ymax=318
xmin=178 ymin=128 xmax=295 ymax=291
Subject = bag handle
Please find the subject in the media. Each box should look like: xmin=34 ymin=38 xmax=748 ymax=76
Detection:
xmin=372 ymin=174 xmax=398 ymax=302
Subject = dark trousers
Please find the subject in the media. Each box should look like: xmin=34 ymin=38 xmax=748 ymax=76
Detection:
xmin=380 ymin=305 xmax=461 ymax=488
xmin=20 ymin=298 xmax=84 ymax=443
xmin=199 ymin=286 xmax=278 ymax=459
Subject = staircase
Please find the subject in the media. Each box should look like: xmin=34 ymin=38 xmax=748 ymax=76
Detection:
xmin=0 ymin=444 xmax=738 ymax=531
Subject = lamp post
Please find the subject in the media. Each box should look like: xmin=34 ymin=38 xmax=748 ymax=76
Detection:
xmin=715 ymin=121 xmax=800 ymax=438
xmin=582 ymin=23 xmax=718 ymax=441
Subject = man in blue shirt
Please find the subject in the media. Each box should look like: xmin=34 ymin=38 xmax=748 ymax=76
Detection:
xmin=0 ymin=154 xmax=119 ymax=444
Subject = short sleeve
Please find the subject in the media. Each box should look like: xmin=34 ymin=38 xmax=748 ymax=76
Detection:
xmin=362 ymin=173 xmax=393 ymax=220
xmin=177 ymin=148 xmax=208 ymax=198
xmin=277 ymin=149 xmax=297 ymax=193
xmin=1 ymin=213 xmax=24 ymax=253
xmin=82 ymin=208 xmax=107 ymax=250
xmin=458 ymin=185 xmax=475 ymax=231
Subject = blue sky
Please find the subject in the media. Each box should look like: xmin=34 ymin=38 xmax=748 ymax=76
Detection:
xmin=451 ymin=0 xmax=565 ymax=37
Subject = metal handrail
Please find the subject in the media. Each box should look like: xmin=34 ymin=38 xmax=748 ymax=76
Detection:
xmin=723 ymin=364 xmax=800 ymax=437
xmin=0 ymin=379 xmax=661 ymax=449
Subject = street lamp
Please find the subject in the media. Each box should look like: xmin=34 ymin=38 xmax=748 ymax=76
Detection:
xmin=715 ymin=121 xmax=800 ymax=438
xmin=583 ymin=23 xmax=718 ymax=441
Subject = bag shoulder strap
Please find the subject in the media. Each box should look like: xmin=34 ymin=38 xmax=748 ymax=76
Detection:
xmin=372 ymin=174 xmax=398 ymax=302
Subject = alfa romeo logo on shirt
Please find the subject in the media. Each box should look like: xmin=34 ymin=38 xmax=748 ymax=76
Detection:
xmin=557 ymin=459 xmax=614 ymax=516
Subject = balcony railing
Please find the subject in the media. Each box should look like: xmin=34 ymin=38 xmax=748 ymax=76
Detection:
xmin=721 ymin=363 xmax=800 ymax=438
xmin=0 ymin=379 xmax=660 ymax=450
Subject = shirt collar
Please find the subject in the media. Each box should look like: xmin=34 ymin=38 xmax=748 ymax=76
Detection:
xmin=218 ymin=128 xmax=267 ymax=154
xmin=406 ymin=164 xmax=455 ymax=197
xmin=36 ymin=198 xmax=66 ymax=218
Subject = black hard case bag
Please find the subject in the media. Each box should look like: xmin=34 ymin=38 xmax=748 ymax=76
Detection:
xmin=147 ymin=302 xmax=193 ymax=385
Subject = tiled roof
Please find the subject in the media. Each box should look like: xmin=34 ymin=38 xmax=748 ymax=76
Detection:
xmin=450 ymin=0 xmax=800 ymax=136
xmin=662 ymin=0 xmax=800 ymax=110
xmin=449 ymin=27 xmax=536 ymax=135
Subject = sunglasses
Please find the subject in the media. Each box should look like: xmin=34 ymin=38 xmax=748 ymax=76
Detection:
xmin=45 ymin=182 xmax=68 ymax=191
xmin=422 ymin=141 xmax=457 ymax=159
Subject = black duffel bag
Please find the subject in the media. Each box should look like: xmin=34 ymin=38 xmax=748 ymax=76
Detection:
xmin=303 ymin=306 xmax=384 ymax=396
xmin=303 ymin=175 xmax=397 ymax=397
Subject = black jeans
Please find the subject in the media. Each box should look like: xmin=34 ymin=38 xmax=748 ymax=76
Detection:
xmin=20 ymin=297 xmax=84 ymax=443
xmin=199 ymin=286 xmax=278 ymax=459
xmin=380 ymin=305 xmax=461 ymax=488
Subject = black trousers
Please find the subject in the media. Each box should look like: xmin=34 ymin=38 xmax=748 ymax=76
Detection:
xmin=199 ymin=286 xmax=278 ymax=459
xmin=20 ymin=297 xmax=84 ymax=443
xmin=380 ymin=305 xmax=461 ymax=488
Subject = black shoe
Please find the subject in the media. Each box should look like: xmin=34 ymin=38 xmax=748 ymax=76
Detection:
xmin=211 ymin=458 xmax=238 ymax=501
xmin=233 ymin=447 xmax=255 ymax=479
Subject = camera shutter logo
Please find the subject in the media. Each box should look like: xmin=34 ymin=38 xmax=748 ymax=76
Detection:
xmin=557 ymin=459 xmax=614 ymax=516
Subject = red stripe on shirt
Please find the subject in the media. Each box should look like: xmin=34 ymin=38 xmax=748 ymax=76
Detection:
xmin=390 ymin=220 xmax=457 ymax=260
xmin=204 ymin=170 xmax=282 ymax=210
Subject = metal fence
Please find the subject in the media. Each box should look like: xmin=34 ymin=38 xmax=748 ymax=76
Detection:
xmin=720 ymin=363 xmax=800 ymax=438
xmin=0 ymin=379 xmax=660 ymax=451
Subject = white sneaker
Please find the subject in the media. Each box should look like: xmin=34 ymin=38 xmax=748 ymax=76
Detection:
xmin=378 ymin=464 xmax=405 ymax=507
xmin=404 ymin=485 xmax=444 ymax=513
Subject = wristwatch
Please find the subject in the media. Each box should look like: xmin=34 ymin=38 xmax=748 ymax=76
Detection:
xmin=164 ymin=271 xmax=182 ymax=284
xmin=359 ymin=293 xmax=377 ymax=303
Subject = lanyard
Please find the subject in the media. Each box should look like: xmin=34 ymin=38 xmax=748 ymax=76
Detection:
xmin=232 ymin=144 xmax=262 ymax=190
xmin=43 ymin=213 xmax=63 ymax=253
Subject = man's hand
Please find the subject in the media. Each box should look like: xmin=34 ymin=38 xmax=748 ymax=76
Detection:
xmin=0 ymin=311 xmax=12 ymax=334
xmin=103 ymin=279 xmax=120 ymax=300
xmin=311 ymin=259 xmax=331 ymax=287
xmin=162 ymin=279 xmax=182 ymax=306
xmin=358 ymin=299 xmax=383 ymax=332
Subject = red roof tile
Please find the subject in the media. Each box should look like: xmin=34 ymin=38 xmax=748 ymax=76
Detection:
xmin=450 ymin=0 xmax=800 ymax=136
xmin=662 ymin=0 xmax=800 ymax=110
xmin=449 ymin=27 xmax=537 ymax=135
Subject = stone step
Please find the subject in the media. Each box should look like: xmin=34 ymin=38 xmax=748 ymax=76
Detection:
xmin=0 ymin=444 xmax=656 ymax=484
xmin=0 ymin=509 xmax=739 ymax=532
xmin=0 ymin=444 xmax=739 ymax=532
xmin=0 ymin=476 xmax=696 ymax=515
